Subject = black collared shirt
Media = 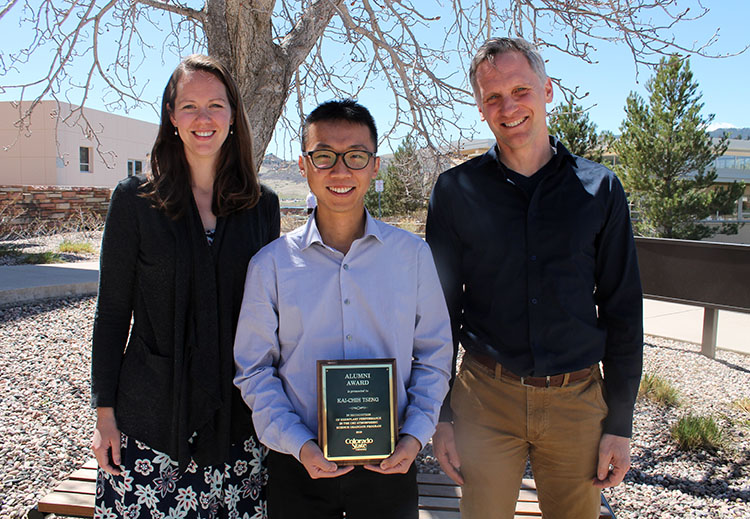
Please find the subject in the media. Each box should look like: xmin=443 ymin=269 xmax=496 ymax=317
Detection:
xmin=426 ymin=138 xmax=643 ymax=437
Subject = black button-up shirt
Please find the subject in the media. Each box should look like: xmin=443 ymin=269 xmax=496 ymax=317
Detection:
xmin=426 ymin=138 xmax=643 ymax=437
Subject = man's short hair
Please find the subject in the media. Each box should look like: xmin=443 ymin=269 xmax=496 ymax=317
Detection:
xmin=469 ymin=37 xmax=547 ymax=104
xmin=301 ymin=99 xmax=378 ymax=153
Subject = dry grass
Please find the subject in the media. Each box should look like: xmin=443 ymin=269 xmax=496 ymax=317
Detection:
xmin=733 ymin=397 xmax=750 ymax=414
xmin=58 ymin=240 xmax=97 ymax=254
xmin=638 ymin=372 xmax=680 ymax=407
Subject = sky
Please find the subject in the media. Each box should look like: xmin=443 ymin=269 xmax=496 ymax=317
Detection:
xmin=1 ymin=1 xmax=749 ymax=160
xmin=544 ymin=2 xmax=750 ymax=135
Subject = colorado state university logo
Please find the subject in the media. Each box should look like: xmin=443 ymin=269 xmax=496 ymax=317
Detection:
xmin=345 ymin=437 xmax=374 ymax=451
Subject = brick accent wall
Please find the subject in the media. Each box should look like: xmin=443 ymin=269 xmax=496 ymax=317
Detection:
xmin=280 ymin=207 xmax=306 ymax=216
xmin=0 ymin=185 xmax=112 ymax=233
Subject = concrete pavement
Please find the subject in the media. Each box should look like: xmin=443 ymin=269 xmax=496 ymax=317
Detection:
xmin=0 ymin=261 xmax=747 ymax=355
xmin=643 ymin=299 xmax=749 ymax=355
xmin=0 ymin=261 xmax=99 ymax=307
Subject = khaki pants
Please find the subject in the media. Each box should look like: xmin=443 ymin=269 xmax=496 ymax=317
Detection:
xmin=452 ymin=355 xmax=607 ymax=519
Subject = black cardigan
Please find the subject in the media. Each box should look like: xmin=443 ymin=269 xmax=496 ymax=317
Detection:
xmin=91 ymin=175 xmax=280 ymax=468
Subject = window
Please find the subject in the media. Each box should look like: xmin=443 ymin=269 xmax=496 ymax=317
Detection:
xmin=80 ymin=146 xmax=91 ymax=173
xmin=714 ymin=155 xmax=750 ymax=170
xmin=127 ymin=159 xmax=143 ymax=177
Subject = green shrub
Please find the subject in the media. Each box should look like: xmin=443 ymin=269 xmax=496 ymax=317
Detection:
xmin=671 ymin=414 xmax=725 ymax=452
xmin=23 ymin=251 xmax=63 ymax=264
xmin=0 ymin=246 xmax=62 ymax=264
xmin=58 ymin=240 xmax=96 ymax=254
xmin=638 ymin=373 xmax=680 ymax=407
xmin=0 ymin=245 xmax=20 ymax=259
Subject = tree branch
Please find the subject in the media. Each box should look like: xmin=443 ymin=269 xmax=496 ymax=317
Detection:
xmin=0 ymin=0 xmax=19 ymax=20
xmin=280 ymin=0 xmax=345 ymax=68
xmin=135 ymin=0 xmax=205 ymax=23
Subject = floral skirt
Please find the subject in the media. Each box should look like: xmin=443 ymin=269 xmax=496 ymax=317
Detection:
xmin=95 ymin=433 xmax=268 ymax=519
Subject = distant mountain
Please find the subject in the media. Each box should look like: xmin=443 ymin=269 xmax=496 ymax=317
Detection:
xmin=258 ymin=154 xmax=300 ymax=182
xmin=258 ymin=154 xmax=308 ymax=202
xmin=709 ymin=127 xmax=750 ymax=140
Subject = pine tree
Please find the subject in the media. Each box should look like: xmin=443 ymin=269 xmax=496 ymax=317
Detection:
xmin=364 ymin=136 xmax=427 ymax=217
xmin=364 ymin=169 xmax=407 ymax=217
xmin=548 ymin=100 xmax=605 ymax=162
xmin=614 ymin=56 xmax=744 ymax=240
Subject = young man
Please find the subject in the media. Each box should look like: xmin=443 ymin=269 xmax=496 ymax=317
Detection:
xmin=426 ymin=38 xmax=643 ymax=519
xmin=234 ymin=99 xmax=452 ymax=519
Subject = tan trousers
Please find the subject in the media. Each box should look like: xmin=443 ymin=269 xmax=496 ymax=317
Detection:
xmin=451 ymin=355 xmax=607 ymax=519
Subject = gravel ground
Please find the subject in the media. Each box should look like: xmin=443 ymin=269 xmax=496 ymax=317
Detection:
xmin=0 ymin=295 xmax=748 ymax=518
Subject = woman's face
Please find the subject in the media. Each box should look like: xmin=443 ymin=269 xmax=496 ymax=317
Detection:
xmin=169 ymin=69 xmax=233 ymax=172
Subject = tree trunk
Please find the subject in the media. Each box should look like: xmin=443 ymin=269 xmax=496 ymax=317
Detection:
xmin=204 ymin=0 xmax=343 ymax=170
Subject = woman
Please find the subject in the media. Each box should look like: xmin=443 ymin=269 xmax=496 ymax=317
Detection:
xmin=91 ymin=54 xmax=279 ymax=518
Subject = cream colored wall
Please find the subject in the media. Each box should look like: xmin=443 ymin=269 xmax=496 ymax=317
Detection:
xmin=0 ymin=101 xmax=58 ymax=185
xmin=0 ymin=101 xmax=157 ymax=187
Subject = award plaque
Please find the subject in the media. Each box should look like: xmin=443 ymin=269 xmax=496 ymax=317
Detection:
xmin=317 ymin=359 xmax=397 ymax=465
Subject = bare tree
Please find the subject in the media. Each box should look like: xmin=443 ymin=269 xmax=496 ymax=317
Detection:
xmin=1 ymin=0 xmax=743 ymax=168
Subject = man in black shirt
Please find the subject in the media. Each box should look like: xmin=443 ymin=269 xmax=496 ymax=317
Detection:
xmin=426 ymin=37 xmax=643 ymax=519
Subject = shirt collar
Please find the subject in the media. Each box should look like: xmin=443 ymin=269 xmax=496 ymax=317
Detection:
xmin=300 ymin=208 xmax=384 ymax=251
xmin=485 ymin=135 xmax=576 ymax=177
xmin=548 ymin=135 xmax=575 ymax=165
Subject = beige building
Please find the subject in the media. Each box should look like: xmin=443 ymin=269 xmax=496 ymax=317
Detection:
xmin=0 ymin=101 xmax=157 ymax=187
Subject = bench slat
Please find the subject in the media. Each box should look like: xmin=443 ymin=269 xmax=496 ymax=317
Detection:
xmin=68 ymin=467 xmax=97 ymax=482
xmin=417 ymin=472 xmax=456 ymax=485
xmin=418 ymin=483 xmax=461 ymax=498
xmin=419 ymin=510 xmax=462 ymax=519
xmin=81 ymin=459 xmax=98 ymax=470
xmin=37 ymin=491 xmax=95 ymax=516
xmin=419 ymin=496 xmax=460 ymax=512
xmin=517 ymin=489 xmax=540 ymax=502
xmin=51 ymin=479 xmax=96 ymax=496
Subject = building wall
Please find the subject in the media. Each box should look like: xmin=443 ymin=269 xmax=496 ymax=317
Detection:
xmin=0 ymin=101 xmax=158 ymax=187
xmin=0 ymin=102 xmax=58 ymax=185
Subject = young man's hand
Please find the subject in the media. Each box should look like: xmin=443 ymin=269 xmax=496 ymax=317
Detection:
xmin=299 ymin=440 xmax=354 ymax=479
xmin=365 ymin=434 xmax=421 ymax=474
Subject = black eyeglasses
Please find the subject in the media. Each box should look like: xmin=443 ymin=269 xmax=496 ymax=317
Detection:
xmin=303 ymin=149 xmax=375 ymax=170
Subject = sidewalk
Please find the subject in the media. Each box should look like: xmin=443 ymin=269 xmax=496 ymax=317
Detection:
xmin=0 ymin=261 xmax=99 ymax=307
xmin=0 ymin=262 xmax=747 ymax=355
xmin=643 ymin=299 xmax=750 ymax=355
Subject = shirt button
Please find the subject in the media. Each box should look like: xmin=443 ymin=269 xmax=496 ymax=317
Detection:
xmin=346 ymin=334 xmax=353 ymax=341
xmin=531 ymin=298 xmax=538 ymax=305
xmin=344 ymin=298 xmax=351 ymax=305
xmin=343 ymin=264 xmax=350 ymax=271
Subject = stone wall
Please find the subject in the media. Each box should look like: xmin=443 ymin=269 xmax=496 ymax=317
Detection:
xmin=280 ymin=206 xmax=306 ymax=216
xmin=0 ymin=185 xmax=112 ymax=234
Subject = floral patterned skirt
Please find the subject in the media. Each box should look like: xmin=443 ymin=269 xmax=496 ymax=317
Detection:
xmin=95 ymin=433 xmax=268 ymax=519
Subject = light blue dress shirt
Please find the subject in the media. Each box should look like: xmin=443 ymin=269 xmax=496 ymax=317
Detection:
xmin=233 ymin=210 xmax=452 ymax=460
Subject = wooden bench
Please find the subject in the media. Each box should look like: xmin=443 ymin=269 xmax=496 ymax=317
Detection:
xmin=28 ymin=459 xmax=616 ymax=518
xmin=28 ymin=458 xmax=97 ymax=519
xmin=417 ymin=472 xmax=615 ymax=518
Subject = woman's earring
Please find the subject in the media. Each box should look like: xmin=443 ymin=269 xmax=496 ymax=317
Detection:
xmin=174 ymin=127 xmax=178 ymax=136
xmin=230 ymin=125 xmax=234 ymax=135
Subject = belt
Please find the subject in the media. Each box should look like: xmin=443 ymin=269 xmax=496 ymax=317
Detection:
xmin=468 ymin=352 xmax=594 ymax=388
